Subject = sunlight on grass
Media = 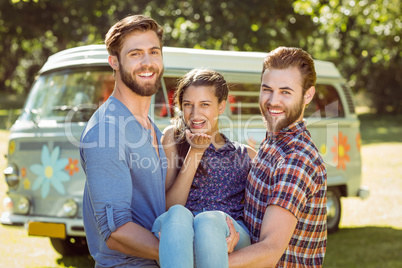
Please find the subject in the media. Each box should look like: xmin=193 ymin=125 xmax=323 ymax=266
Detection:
xmin=339 ymin=143 xmax=402 ymax=228
xmin=0 ymin=226 xmax=61 ymax=267
xmin=325 ymin=143 xmax=402 ymax=268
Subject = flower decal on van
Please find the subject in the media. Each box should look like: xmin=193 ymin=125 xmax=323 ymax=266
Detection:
xmin=65 ymin=158 xmax=79 ymax=176
xmin=331 ymin=132 xmax=350 ymax=170
xmin=30 ymin=145 xmax=70 ymax=199
xmin=320 ymin=144 xmax=327 ymax=155
xmin=21 ymin=167 xmax=31 ymax=189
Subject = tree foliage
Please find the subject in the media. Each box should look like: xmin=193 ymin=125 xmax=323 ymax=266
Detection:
xmin=0 ymin=0 xmax=400 ymax=114
xmin=293 ymin=0 xmax=402 ymax=114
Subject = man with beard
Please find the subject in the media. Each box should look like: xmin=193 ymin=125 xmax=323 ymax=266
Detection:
xmin=80 ymin=15 xmax=166 ymax=267
xmin=228 ymin=47 xmax=327 ymax=267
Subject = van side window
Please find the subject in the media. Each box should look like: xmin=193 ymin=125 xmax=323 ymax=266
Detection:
xmin=155 ymin=77 xmax=178 ymax=118
xmin=341 ymin=84 xmax=356 ymax=114
xmin=304 ymin=84 xmax=345 ymax=118
xmin=98 ymin=74 xmax=115 ymax=105
xmin=227 ymin=83 xmax=261 ymax=119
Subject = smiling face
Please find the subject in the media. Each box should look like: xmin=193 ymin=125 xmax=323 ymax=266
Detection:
xmin=182 ymin=85 xmax=226 ymax=136
xmin=111 ymin=30 xmax=164 ymax=96
xmin=259 ymin=67 xmax=314 ymax=132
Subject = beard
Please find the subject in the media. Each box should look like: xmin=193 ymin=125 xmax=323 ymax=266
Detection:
xmin=119 ymin=62 xmax=163 ymax=97
xmin=260 ymin=96 xmax=304 ymax=132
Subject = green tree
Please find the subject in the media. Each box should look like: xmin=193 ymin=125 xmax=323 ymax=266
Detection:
xmin=142 ymin=0 xmax=316 ymax=52
xmin=293 ymin=0 xmax=402 ymax=114
xmin=0 ymin=0 xmax=317 ymax=98
xmin=1 ymin=0 xmax=400 ymax=114
xmin=0 ymin=0 xmax=115 ymax=96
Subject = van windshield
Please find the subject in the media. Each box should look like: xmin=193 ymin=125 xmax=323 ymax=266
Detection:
xmin=20 ymin=68 xmax=114 ymax=123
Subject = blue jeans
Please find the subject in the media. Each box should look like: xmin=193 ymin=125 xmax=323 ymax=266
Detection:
xmin=152 ymin=205 xmax=251 ymax=268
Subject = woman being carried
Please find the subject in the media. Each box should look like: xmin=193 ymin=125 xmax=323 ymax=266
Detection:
xmin=152 ymin=68 xmax=256 ymax=268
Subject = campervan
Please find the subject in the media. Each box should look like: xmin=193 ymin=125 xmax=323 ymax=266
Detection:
xmin=1 ymin=45 xmax=369 ymax=255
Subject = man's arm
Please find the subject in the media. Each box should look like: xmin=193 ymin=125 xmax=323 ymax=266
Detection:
xmin=228 ymin=205 xmax=297 ymax=268
xmin=106 ymin=222 xmax=159 ymax=260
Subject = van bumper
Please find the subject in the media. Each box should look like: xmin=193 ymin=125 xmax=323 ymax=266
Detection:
xmin=1 ymin=212 xmax=85 ymax=237
xmin=358 ymin=185 xmax=370 ymax=200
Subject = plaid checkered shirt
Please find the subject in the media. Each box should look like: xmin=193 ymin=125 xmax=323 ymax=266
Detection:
xmin=244 ymin=120 xmax=327 ymax=267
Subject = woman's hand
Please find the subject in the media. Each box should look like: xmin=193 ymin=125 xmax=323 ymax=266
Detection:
xmin=226 ymin=217 xmax=240 ymax=254
xmin=185 ymin=129 xmax=211 ymax=150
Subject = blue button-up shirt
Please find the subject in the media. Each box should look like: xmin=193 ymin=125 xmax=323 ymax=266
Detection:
xmin=80 ymin=96 xmax=166 ymax=267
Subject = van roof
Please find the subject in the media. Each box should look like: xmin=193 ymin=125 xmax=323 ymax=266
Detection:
xmin=39 ymin=44 xmax=342 ymax=79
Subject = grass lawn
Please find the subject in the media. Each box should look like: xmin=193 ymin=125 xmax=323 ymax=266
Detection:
xmin=324 ymin=114 xmax=402 ymax=268
xmin=325 ymin=142 xmax=402 ymax=268
xmin=0 ymin=113 xmax=401 ymax=267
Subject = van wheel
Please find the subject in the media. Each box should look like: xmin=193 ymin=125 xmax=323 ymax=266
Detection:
xmin=327 ymin=187 xmax=341 ymax=233
xmin=50 ymin=237 xmax=89 ymax=256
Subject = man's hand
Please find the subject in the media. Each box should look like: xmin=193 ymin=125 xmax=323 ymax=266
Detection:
xmin=226 ymin=217 xmax=240 ymax=253
xmin=185 ymin=129 xmax=211 ymax=150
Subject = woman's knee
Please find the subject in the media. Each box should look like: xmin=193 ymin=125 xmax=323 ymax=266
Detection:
xmin=194 ymin=211 xmax=227 ymax=233
xmin=164 ymin=205 xmax=194 ymax=225
xmin=152 ymin=205 xmax=193 ymax=235
xmin=167 ymin=204 xmax=193 ymax=217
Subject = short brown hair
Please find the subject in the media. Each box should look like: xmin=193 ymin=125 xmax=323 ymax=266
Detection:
xmin=105 ymin=14 xmax=164 ymax=58
xmin=262 ymin=47 xmax=316 ymax=94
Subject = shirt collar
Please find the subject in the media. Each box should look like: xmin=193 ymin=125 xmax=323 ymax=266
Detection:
xmin=208 ymin=133 xmax=236 ymax=152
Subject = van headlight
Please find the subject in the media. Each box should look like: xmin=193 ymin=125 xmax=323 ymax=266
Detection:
xmin=15 ymin=196 xmax=30 ymax=215
xmin=3 ymin=196 xmax=14 ymax=212
xmin=4 ymin=164 xmax=20 ymax=188
xmin=63 ymin=199 xmax=78 ymax=217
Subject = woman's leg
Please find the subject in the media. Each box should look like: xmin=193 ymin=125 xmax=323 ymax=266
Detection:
xmin=193 ymin=211 xmax=250 ymax=268
xmin=152 ymin=205 xmax=195 ymax=268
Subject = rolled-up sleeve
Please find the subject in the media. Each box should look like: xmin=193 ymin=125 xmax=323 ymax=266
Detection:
xmin=81 ymin=123 xmax=132 ymax=242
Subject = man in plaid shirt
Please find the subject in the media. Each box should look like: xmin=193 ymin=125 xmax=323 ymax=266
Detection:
xmin=228 ymin=47 xmax=327 ymax=267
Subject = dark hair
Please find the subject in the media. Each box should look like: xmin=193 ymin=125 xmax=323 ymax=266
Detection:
xmin=262 ymin=47 xmax=316 ymax=94
xmin=172 ymin=68 xmax=229 ymax=170
xmin=105 ymin=14 xmax=164 ymax=58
